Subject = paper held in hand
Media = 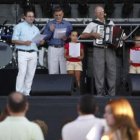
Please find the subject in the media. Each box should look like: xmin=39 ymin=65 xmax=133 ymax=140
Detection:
xmin=69 ymin=43 xmax=80 ymax=57
xmin=53 ymin=28 xmax=66 ymax=39
xmin=130 ymin=49 xmax=140 ymax=63
xmin=32 ymin=34 xmax=46 ymax=44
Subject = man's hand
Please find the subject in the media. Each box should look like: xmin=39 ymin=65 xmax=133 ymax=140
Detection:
xmin=50 ymin=24 xmax=55 ymax=32
xmin=92 ymin=33 xmax=101 ymax=39
xmin=67 ymin=55 xmax=72 ymax=59
xmin=39 ymin=40 xmax=45 ymax=45
xmin=123 ymin=35 xmax=127 ymax=40
xmin=77 ymin=56 xmax=83 ymax=60
xmin=25 ymin=41 xmax=32 ymax=46
xmin=129 ymin=60 xmax=133 ymax=63
xmin=61 ymin=36 xmax=67 ymax=41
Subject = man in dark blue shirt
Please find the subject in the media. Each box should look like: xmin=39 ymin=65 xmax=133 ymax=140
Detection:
xmin=43 ymin=6 xmax=73 ymax=74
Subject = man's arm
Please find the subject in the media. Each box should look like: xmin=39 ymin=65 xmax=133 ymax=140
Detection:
xmin=43 ymin=23 xmax=54 ymax=40
xmin=81 ymin=33 xmax=101 ymax=39
xmin=12 ymin=40 xmax=31 ymax=46
xmin=12 ymin=25 xmax=32 ymax=46
xmin=80 ymin=22 xmax=101 ymax=39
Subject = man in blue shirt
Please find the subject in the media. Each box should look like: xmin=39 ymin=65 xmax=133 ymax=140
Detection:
xmin=12 ymin=10 xmax=43 ymax=96
xmin=42 ymin=6 xmax=73 ymax=74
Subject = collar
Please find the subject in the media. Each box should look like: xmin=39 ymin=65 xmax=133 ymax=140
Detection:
xmin=5 ymin=116 xmax=28 ymax=121
xmin=24 ymin=21 xmax=33 ymax=27
xmin=96 ymin=18 xmax=105 ymax=24
xmin=77 ymin=114 xmax=95 ymax=121
xmin=54 ymin=19 xmax=64 ymax=24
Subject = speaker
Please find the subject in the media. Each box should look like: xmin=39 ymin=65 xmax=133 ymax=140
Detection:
xmin=86 ymin=77 xmax=109 ymax=95
xmin=86 ymin=77 xmax=96 ymax=95
xmin=30 ymin=74 xmax=78 ymax=96
xmin=122 ymin=74 xmax=140 ymax=96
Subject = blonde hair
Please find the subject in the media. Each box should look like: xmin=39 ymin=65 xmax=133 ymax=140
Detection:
xmin=106 ymin=99 xmax=140 ymax=140
xmin=33 ymin=120 xmax=48 ymax=136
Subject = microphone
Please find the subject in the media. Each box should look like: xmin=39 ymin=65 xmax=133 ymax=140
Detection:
xmin=104 ymin=13 xmax=107 ymax=18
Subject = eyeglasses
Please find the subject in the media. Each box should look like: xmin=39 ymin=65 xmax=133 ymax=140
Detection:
xmin=96 ymin=10 xmax=104 ymax=13
xmin=26 ymin=16 xmax=35 ymax=18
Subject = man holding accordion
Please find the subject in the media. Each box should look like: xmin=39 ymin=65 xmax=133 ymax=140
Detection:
xmin=81 ymin=6 xmax=117 ymax=96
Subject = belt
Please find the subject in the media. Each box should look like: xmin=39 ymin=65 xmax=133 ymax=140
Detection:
xmin=17 ymin=49 xmax=36 ymax=53
xmin=94 ymin=46 xmax=108 ymax=49
xmin=50 ymin=45 xmax=63 ymax=48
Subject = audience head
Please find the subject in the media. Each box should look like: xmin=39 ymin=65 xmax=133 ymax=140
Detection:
xmin=53 ymin=6 xmax=64 ymax=23
xmin=104 ymin=98 xmax=139 ymax=140
xmin=33 ymin=120 xmax=48 ymax=136
xmin=133 ymin=34 xmax=140 ymax=47
xmin=7 ymin=92 xmax=28 ymax=116
xmin=0 ymin=108 xmax=10 ymax=122
xmin=77 ymin=95 xmax=97 ymax=115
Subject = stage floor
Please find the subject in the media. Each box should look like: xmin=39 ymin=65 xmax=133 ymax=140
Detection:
xmin=0 ymin=96 xmax=140 ymax=140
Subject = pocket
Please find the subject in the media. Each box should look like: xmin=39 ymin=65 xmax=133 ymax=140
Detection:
xmin=78 ymin=62 xmax=82 ymax=66
xmin=66 ymin=61 xmax=70 ymax=65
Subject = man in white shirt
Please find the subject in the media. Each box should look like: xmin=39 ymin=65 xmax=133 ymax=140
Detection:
xmin=62 ymin=95 xmax=108 ymax=140
xmin=12 ymin=10 xmax=44 ymax=96
xmin=81 ymin=6 xmax=116 ymax=96
xmin=0 ymin=92 xmax=44 ymax=140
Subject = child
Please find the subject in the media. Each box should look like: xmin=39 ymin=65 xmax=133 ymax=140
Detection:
xmin=64 ymin=30 xmax=84 ymax=87
xmin=129 ymin=35 xmax=140 ymax=73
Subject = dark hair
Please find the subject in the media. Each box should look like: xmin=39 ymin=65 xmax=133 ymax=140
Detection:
xmin=53 ymin=6 xmax=64 ymax=13
xmin=78 ymin=95 xmax=97 ymax=114
xmin=133 ymin=34 xmax=140 ymax=40
xmin=24 ymin=9 xmax=35 ymax=16
xmin=69 ymin=29 xmax=79 ymax=36
xmin=7 ymin=92 xmax=27 ymax=113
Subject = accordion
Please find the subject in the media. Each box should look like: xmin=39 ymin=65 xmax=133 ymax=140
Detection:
xmin=95 ymin=25 xmax=124 ymax=48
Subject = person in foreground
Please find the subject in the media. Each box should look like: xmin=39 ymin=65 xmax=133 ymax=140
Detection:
xmin=102 ymin=98 xmax=140 ymax=140
xmin=0 ymin=92 xmax=44 ymax=140
xmin=62 ymin=95 xmax=108 ymax=140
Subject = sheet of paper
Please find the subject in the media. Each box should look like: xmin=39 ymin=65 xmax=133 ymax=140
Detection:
xmin=53 ymin=28 xmax=66 ymax=39
xmin=86 ymin=124 xmax=104 ymax=140
xmin=32 ymin=34 xmax=46 ymax=44
xmin=130 ymin=50 xmax=140 ymax=63
xmin=69 ymin=43 xmax=80 ymax=57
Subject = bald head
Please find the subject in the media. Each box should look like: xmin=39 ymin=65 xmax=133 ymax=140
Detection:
xmin=94 ymin=6 xmax=104 ymax=13
xmin=94 ymin=6 xmax=105 ymax=20
xmin=7 ymin=92 xmax=27 ymax=113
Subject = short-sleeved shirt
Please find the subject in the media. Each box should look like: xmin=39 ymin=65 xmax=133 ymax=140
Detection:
xmin=43 ymin=19 xmax=73 ymax=46
xmin=129 ymin=46 xmax=140 ymax=67
xmin=0 ymin=116 xmax=44 ymax=140
xmin=12 ymin=21 xmax=40 ymax=51
xmin=82 ymin=18 xmax=114 ymax=47
xmin=64 ymin=42 xmax=84 ymax=62
xmin=62 ymin=115 xmax=109 ymax=140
